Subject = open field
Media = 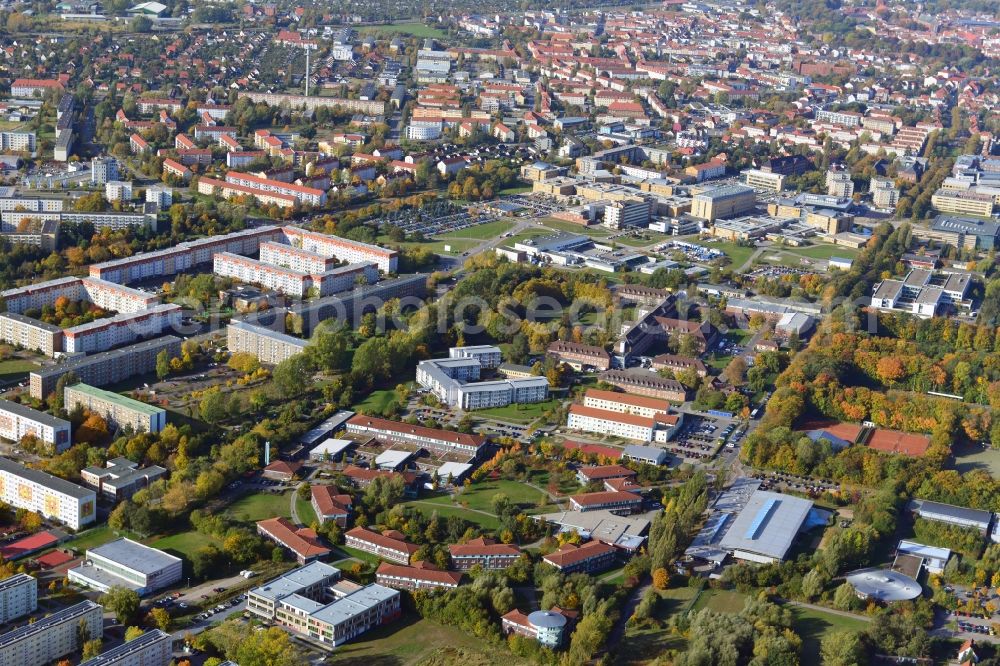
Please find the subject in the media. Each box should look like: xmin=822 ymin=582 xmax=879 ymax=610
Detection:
xmin=352 ymin=389 xmax=399 ymax=415
xmin=704 ymin=240 xmax=755 ymax=267
xmin=423 ymin=480 xmax=550 ymax=513
xmin=951 ymin=443 xmax=1000 ymax=477
xmin=474 ymin=398 xmax=562 ymax=423
xmin=0 ymin=359 xmax=40 ymax=382
xmin=361 ymin=21 xmax=448 ymax=39
xmin=295 ymin=495 xmax=317 ymax=527
xmin=151 ymin=530 xmax=223 ymax=561
xmin=64 ymin=525 xmax=128 ymax=552
xmin=537 ymin=217 xmax=610 ymax=236
xmin=402 ymin=500 xmax=501 ymax=530
xmin=329 ymin=615 xmax=521 ymax=666
xmin=224 ymin=491 xmax=292 ymax=522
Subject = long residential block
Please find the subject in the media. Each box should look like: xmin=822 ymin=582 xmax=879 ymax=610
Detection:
xmin=65 ymin=383 xmax=166 ymax=433
xmin=227 ymin=321 xmax=307 ymax=364
xmin=0 ymin=457 xmax=95 ymax=529
xmin=77 ymin=629 xmax=171 ymax=666
xmin=0 ymin=573 xmax=37 ymax=625
xmin=0 ymin=600 xmax=102 ymax=666
xmin=0 ymin=399 xmax=71 ymax=450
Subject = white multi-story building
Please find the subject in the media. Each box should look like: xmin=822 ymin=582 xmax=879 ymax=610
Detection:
xmin=0 ymin=196 xmax=63 ymax=213
xmin=68 ymin=538 xmax=182 ymax=596
xmin=604 ymin=199 xmax=650 ymax=229
xmin=0 ymin=600 xmax=102 ymax=666
xmin=871 ymin=178 xmax=900 ymax=208
xmin=104 ymin=181 xmax=133 ymax=202
xmin=260 ymin=241 xmax=339 ymax=274
xmin=581 ymin=389 xmax=671 ymax=419
xmin=224 ymin=172 xmax=327 ymax=206
xmin=77 ymin=629 xmax=171 ymax=666
xmin=448 ymin=345 xmax=502 ymax=368
xmin=281 ymin=227 xmax=398 ymax=273
xmin=826 ymin=169 xmax=854 ymax=198
xmin=145 ymin=185 xmax=173 ymax=209
xmin=0 ymin=131 xmax=36 ymax=154
xmin=742 ymin=168 xmax=786 ymax=192
xmin=64 ymin=383 xmax=167 ymax=434
xmin=0 ymin=457 xmax=96 ymax=529
xmin=417 ymin=353 xmax=549 ymax=410
xmin=91 ymin=157 xmax=118 ymax=185
xmin=214 ymin=253 xmax=377 ymax=298
xmin=227 ymin=321 xmax=307 ymax=365
xmin=0 ymin=399 xmax=72 ymax=451
xmin=62 ymin=304 xmax=182 ymax=355
xmin=0 ymin=574 xmax=38 ymax=624
xmin=567 ymin=404 xmax=656 ymax=440
xmin=345 ymin=415 xmax=486 ymax=457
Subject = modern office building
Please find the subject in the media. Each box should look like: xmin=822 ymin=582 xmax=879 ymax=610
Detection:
xmin=416 ymin=353 xmax=549 ymax=410
xmin=213 ymin=252 xmax=377 ymax=298
xmin=931 ymin=189 xmax=994 ymax=218
xmin=0 ymin=399 xmax=71 ymax=451
xmin=30 ymin=336 xmax=182 ymax=400
xmin=0 ymin=600 xmax=102 ymax=666
xmin=80 ymin=457 xmax=166 ymax=501
xmin=742 ymin=168 xmax=786 ymax=192
xmin=227 ymin=321 xmax=307 ymax=365
xmin=690 ymin=184 xmax=756 ymax=222
xmin=64 ymin=383 xmax=166 ymax=433
xmin=0 ymin=573 xmax=37 ymax=624
xmin=0 ymin=457 xmax=95 ymax=529
xmin=68 ymin=538 xmax=182 ymax=596
xmin=247 ymin=562 xmax=401 ymax=648
xmin=77 ymin=629 xmax=171 ymax=666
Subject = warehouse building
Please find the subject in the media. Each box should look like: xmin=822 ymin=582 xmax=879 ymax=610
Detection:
xmin=65 ymin=383 xmax=166 ymax=433
xmin=77 ymin=629 xmax=171 ymax=666
xmin=0 ymin=399 xmax=71 ymax=451
xmin=68 ymin=538 xmax=182 ymax=596
xmin=0 ymin=457 xmax=95 ymax=529
xmin=0 ymin=600 xmax=102 ymax=666
xmin=912 ymin=499 xmax=994 ymax=535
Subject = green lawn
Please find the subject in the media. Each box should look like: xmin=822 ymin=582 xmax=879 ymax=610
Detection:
xmin=329 ymin=615 xmax=516 ymax=666
xmin=784 ymin=244 xmax=859 ymax=260
xmin=361 ymin=21 xmax=448 ymax=39
xmin=615 ymin=232 xmax=671 ymax=247
xmin=150 ymin=530 xmax=223 ymax=561
xmin=474 ymin=398 xmax=561 ymax=423
xmin=434 ymin=219 xmax=515 ymax=241
xmin=705 ymin=241 xmax=755 ymax=268
xmin=352 ymin=389 xmax=399 ymax=415
xmin=64 ymin=525 xmax=126 ymax=552
xmin=295 ymin=495 xmax=317 ymax=527
xmin=401 ymin=500 xmax=501 ymax=530
xmin=224 ymin=491 xmax=292 ymax=523
xmin=445 ymin=480 xmax=551 ymax=511
xmin=537 ymin=217 xmax=610 ymax=236
xmin=691 ymin=588 xmax=747 ymax=614
xmin=0 ymin=359 xmax=40 ymax=381
xmin=498 ymin=185 xmax=532 ymax=195
xmin=617 ymin=586 xmax=698 ymax=665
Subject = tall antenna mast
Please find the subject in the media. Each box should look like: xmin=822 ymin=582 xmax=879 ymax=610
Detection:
xmin=305 ymin=47 xmax=310 ymax=96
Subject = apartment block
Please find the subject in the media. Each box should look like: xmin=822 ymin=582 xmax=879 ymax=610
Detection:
xmin=227 ymin=321 xmax=307 ymax=365
xmin=281 ymin=227 xmax=399 ymax=273
xmin=0 ymin=457 xmax=96 ymax=529
xmin=259 ymin=241 xmax=339 ymax=273
xmin=62 ymin=304 xmax=182 ymax=355
xmin=0 ymin=600 xmax=102 ymax=666
xmin=77 ymin=629 xmax=171 ymax=666
xmin=447 ymin=345 xmax=502 ymax=368
xmin=224 ymin=172 xmax=327 ymax=206
xmin=0 ymin=574 xmax=37 ymax=624
xmin=0 ymin=399 xmax=71 ymax=451
xmin=65 ymin=383 xmax=166 ymax=433
xmin=30 ymin=336 xmax=182 ymax=400
xmin=214 ymin=252 xmax=377 ymax=298
xmin=0 ymin=313 xmax=62 ymax=356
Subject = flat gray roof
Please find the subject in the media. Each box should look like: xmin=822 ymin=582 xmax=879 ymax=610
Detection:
xmin=310 ymin=583 xmax=397 ymax=626
xmin=78 ymin=630 xmax=170 ymax=666
xmin=916 ymin=499 xmax=992 ymax=527
xmin=0 ymin=456 xmax=93 ymax=499
xmin=32 ymin=336 xmax=182 ymax=380
xmin=89 ymin=538 xmax=181 ymax=575
xmin=250 ymin=561 xmax=340 ymax=603
xmin=0 ymin=601 xmax=100 ymax=648
xmin=719 ymin=490 xmax=813 ymax=560
xmin=0 ymin=399 xmax=70 ymax=430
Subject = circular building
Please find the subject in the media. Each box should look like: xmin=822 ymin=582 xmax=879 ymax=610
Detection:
xmin=846 ymin=568 xmax=921 ymax=602
xmin=527 ymin=610 xmax=568 ymax=647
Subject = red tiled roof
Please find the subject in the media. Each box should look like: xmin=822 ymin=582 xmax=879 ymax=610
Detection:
xmin=311 ymin=485 xmax=352 ymax=516
xmin=561 ymin=441 xmax=622 ymax=460
xmin=543 ymin=541 xmax=616 ymax=567
xmin=376 ymin=561 xmax=463 ymax=585
xmin=570 ymin=490 xmax=641 ymax=507
xmin=347 ymin=415 xmax=485 ymax=447
xmin=578 ymin=465 xmax=636 ymax=481
xmin=257 ymin=517 xmax=330 ymax=560
xmin=264 ymin=460 xmax=302 ymax=475
xmin=449 ymin=537 xmax=520 ymax=557
xmin=345 ymin=526 xmax=419 ymax=555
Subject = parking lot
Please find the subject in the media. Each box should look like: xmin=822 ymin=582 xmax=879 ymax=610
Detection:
xmin=749 ymin=470 xmax=840 ymax=495
xmin=665 ymin=414 xmax=743 ymax=461
xmin=654 ymin=240 xmax=726 ymax=263
xmin=367 ymin=200 xmax=504 ymax=237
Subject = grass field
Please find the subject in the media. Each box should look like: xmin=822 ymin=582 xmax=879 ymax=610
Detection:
xmin=617 ymin=586 xmax=698 ymax=665
xmin=615 ymin=232 xmax=671 ymax=247
xmin=783 ymin=244 xmax=859 ymax=260
xmin=704 ymin=241 xmax=755 ymax=268
xmin=434 ymin=219 xmax=515 ymax=241
xmin=352 ymin=389 xmax=399 ymax=415
xmin=426 ymin=480 xmax=550 ymax=513
xmin=151 ymin=530 xmax=223 ymax=561
xmin=64 ymin=525 xmax=126 ymax=552
xmin=474 ymin=398 xmax=561 ymax=423
xmin=402 ymin=500 xmax=501 ymax=530
xmin=537 ymin=217 xmax=610 ymax=236
xmin=0 ymin=359 xmax=40 ymax=381
xmin=329 ymin=615 xmax=519 ymax=666
xmin=224 ymin=491 xmax=292 ymax=522
xmin=951 ymin=443 xmax=1000 ymax=476
xmin=361 ymin=21 xmax=448 ymax=39
xmin=295 ymin=495 xmax=317 ymax=527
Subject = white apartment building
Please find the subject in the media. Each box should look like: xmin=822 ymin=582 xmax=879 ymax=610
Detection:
xmin=567 ymin=404 xmax=656 ymax=440
xmin=0 ymin=574 xmax=37 ymax=624
xmin=260 ymin=241 xmax=339 ymax=274
xmin=416 ymin=354 xmax=549 ymax=410
xmin=214 ymin=253 xmax=378 ymax=298
xmin=145 ymin=185 xmax=172 ymax=209
xmin=62 ymin=304 xmax=182 ymax=355
xmin=281 ymin=227 xmax=399 ymax=273
xmin=0 ymin=600 xmax=102 ymax=666
xmin=826 ymin=170 xmax=854 ymax=198
xmin=0 ymin=399 xmax=71 ymax=451
xmin=448 ymin=345 xmax=503 ymax=368
xmin=872 ymin=178 xmax=900 ymax=208
xmin=604 ymin=199 xmax=650 ymax=229
xmin=581 ymin=389 xmax=671 ymax=418
xmin=227 ymin=321 xmax=307 ymax=365
xmin=0 ymin=196 xmax=63 ymax=213
xmin=64 ymin=383 xmax=166 ymax=434
xmin=91 ymin=157 xmax=118 ymax=185
xmin=0 ymin=457 xmax=96 ymax=529
xmin=77 ymin=629 xmax=171 ymax=666
xmin=224 ymin=172 xmax=327 ymax=206
xmin=104 ymin=181 xmax=133 ymax=202
xmin=0 ymin=131 xmax=36 ymax=153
